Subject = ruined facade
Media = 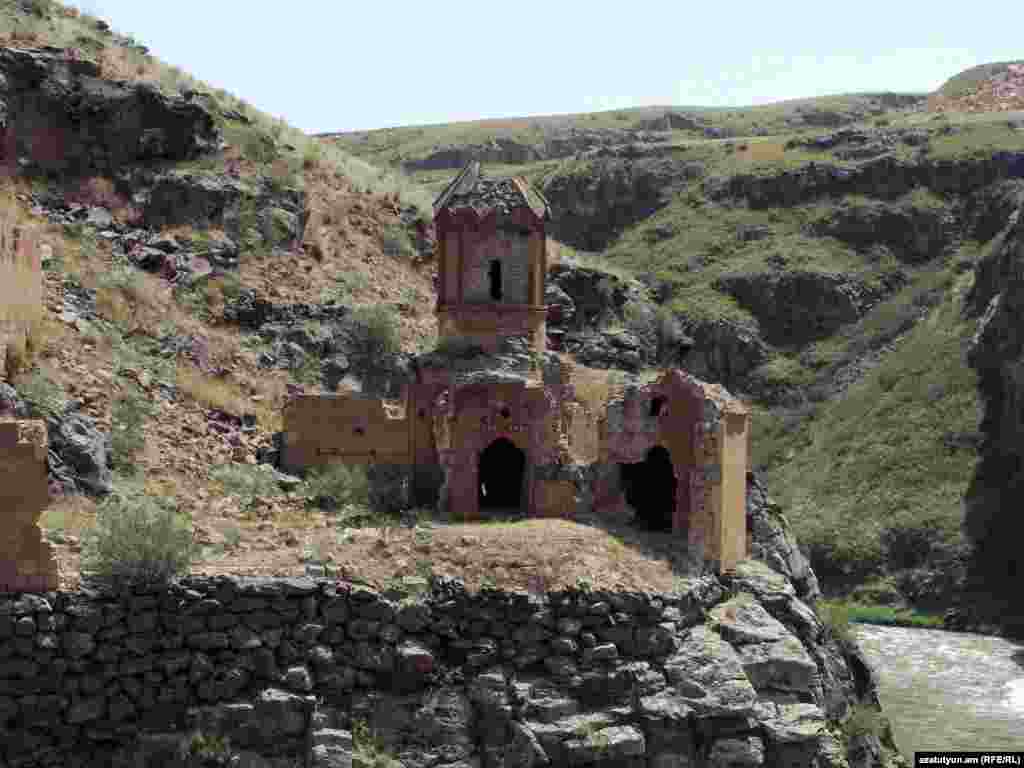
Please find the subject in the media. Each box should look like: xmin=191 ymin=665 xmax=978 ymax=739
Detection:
xmin=0 ymin=200 xmax=58 ymax=592
xmin=283 ymin=163 xmax=751 ymax=572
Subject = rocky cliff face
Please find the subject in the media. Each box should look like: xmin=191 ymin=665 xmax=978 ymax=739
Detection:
xmin=541 ymin=158 xmax=704 ymax=251
xmin=703 ymin=152 xmax=1024 ymax=208
xmin=959 ymin=198 xmax=1024 ymax=632
xmin=0 ymin=47 xmax=220 ymax=176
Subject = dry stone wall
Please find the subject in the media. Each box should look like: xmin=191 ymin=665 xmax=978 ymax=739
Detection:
xmin=0 ymin=563 xmax=895 ymax=768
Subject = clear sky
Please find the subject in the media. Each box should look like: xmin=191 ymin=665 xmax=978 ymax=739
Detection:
xmin=69 ymin=0 xmax=1021 ymax=135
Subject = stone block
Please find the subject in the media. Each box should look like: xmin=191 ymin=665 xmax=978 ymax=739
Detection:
xmin=0 ymin=418 xmax=57 ymax=592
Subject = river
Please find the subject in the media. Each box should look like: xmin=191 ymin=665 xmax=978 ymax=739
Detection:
xmin=853 ymin=624 xmax=1024 ymax=756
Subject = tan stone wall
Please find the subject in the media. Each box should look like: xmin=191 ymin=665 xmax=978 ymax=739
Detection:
xmin=533 ymin=479 xmax=577 ymax=518
xmin=437 ymin=306 xmax=546 ymax=354
xmin=0 ymin=419 xmax=58 ymax=592
xmin=563 ymin=402 xmax=600 ymax=465
xmin=0 ymin=201 xmax=42 ymax=380
xmin=718 ymin=412 xmax=750 ymax=572
xmin=281 ymin=394 xmax=412 ymax=472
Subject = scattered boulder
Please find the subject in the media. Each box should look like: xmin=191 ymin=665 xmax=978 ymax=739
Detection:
xmin=46 ymin=409 xmax=113 ymax=495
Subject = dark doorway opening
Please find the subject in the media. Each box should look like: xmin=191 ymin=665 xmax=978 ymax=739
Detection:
xmin=620 ymin=446 xmax=676 ymax=531
xmin=479 ymin=437 xmax=524 ymax=510
xmin=489 ymin=260 xmax=503 ymax=301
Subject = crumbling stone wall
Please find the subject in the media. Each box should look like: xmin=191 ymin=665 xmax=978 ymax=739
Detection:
xmin=0 ymin=565 xmax=883 ymax=768
xmin=281 ymin=393 xmax=412 ymax=473
xmin=0 ymin=419 xmax=57 ymax=592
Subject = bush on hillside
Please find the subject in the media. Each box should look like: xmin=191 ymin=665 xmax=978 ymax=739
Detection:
xmin=348 ymin=305 xmax=401 ymax=362
xmin=13 ymin=368 xmax=67 ymax=419
xmin=110 ymin=384 xmax=154 ymax=472
xmin=81 ymin=489 xmax=195 ymax=585
xmin=380 ymin=222 xmax=416 ymax=259
xmin=305 ymin=462 xmax=370 ymax=511
xmin=210 ymin=463 xmax=282 ymax=502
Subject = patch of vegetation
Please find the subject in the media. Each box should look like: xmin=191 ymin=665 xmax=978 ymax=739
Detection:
xmin=188 ymin=731 xmax=232 ymax=763
xmin=109 ymin=382 xmax=154 ymax=473
xmin=304 ymin=462 xmax=370 ymax=512
xmin=821 ymin=598 xmax=945 ymax=630
xmin=348 ymin=304 xmax=402 ymax=367
xmin=12 ymin=367 xmax=67 ymax=419
xmin=323 ymin=270 xmax=371 ymax=304
xmin=380 ymin=222 xmax=416 ymax=259
xmin=351 ymin=719 xmax=401 ymax=768
xmin=80 ymin=482 xmax=195 ymax=586
xmin=210 ymin=463 xmax=282 ymax=510
xmin=766 ymin=266 xmax=977 ymax=594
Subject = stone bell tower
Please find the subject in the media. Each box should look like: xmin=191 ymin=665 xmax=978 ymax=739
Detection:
xmin=432 ymin=161 xmax=551 ymax=354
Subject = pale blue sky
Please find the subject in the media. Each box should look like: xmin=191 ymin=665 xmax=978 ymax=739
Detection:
xmin=70 ymin=0 xmax=1019 ymax=134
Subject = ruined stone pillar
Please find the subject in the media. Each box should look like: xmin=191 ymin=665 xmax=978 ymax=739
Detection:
xmin=0 ymin=418 xmax=58 ymax=592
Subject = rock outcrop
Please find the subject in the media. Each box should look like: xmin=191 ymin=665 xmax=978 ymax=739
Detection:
xmin=542 ymin=157 xmax=704 ymax=250
xmin=812 ymin=198 xmax=957 ymax=264
xmin=713 ymin=271 xmax=890 ymax=347
xmin=679 ymin=317 xmax=769 ymax=393
xmin=0 ymin=46 xmax=220 ymax=177
xmin=959 ymin=199 xmax=1024 ymax=632
xmin=704 ymin=152 xmax=1024 ymax=209
xmin=400 ymin=129 xmax=675 ymax=173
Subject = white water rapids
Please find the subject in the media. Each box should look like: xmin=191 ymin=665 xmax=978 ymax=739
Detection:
xmin=853 ymin=624 xmax=1024 ymax=755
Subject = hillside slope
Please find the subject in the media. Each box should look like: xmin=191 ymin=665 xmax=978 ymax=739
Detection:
xmin=0 ymin=0 xmax=449 ymax=584
xmin=320 ymin=68 xmax=1024 ymax=624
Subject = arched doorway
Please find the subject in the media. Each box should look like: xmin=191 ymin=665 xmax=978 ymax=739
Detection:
xmin=620 ymin=446 xmax=677 ymax=531
xmin=479 ymin=438 xmax=525 ymax=511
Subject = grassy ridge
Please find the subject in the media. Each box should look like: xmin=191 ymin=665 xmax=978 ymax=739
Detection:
xmin=758 ymin=259 xmax=978 ymax=592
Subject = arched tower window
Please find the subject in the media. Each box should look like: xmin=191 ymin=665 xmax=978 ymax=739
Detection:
xmin=489 ymin=259 xmax=503 ymax=301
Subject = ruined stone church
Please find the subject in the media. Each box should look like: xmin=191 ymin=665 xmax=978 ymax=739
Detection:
xmin=284 ymin=162 xmax=751 ymax=573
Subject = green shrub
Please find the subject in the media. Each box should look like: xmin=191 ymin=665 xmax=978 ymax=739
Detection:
xmin=352 ymin=719 xmax=401 ymax=768
xmin=380 ymin=223 xmax=416 ymax=259
xmin=14 ymin=369 xmax=67 ymax=419
xmin=81 ymin=488 xmax=195 ymax=586
xmin=189 ymin=732 xmax=231 ymax=761
xmin=305 ymin=463 xmax=370 ymax=510
xmin=210 ymin=463 xmax=282 ymax=504
xmin=348 ymin=305 xmax=401 ymax=364
xmin=25 ymin=0 xmax=53 ymax=18
xmin=110 ymin=385 xmax=154 ymax=472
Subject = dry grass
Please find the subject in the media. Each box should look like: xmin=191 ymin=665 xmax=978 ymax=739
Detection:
xmin=190 ymin=518 xmax=703 ymax=593
xmin=175 ymin=363 xmax=246 ymax=416
xmin=40 ymin=493 xmax=98 ymax=535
